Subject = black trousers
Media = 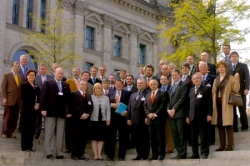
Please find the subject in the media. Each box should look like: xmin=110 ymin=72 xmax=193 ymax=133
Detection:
xmin=34 ymin=111 xmax=43 ymax=139
xmin=149 ymin=123 xmax=166 ymax=157
xmin=105 ymin=114 xmax=129 ymax=159
xmin=190 ymin=119 xmax=209 ymax=156
xmin=65 ymin=117 xmax=75 ymax=151
xmin=169 ymin=117 xmax=187 ymax=158
xmin=233 ymin=93 xmax=248 ymax=131
xmin=132 ymin=123 xmax=150 ymax=158
xmin=21 ymin=111 xmax=37 ymax=151
xmin=71 ymin=119 xmax=90 ymax=157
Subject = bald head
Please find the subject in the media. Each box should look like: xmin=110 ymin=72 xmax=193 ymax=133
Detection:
xmin=149 ymin=79 xmax=158 ymax=91
xmin=200 ymin=52 xmax=209 ymax=62
xmin=55 ymin=67 xmax=64 ymax=81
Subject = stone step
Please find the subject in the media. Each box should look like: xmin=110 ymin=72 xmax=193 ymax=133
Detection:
xmin=22 ymin=157 xmax=250 ymax=166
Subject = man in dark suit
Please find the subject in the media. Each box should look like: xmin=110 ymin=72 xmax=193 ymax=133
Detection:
xmin=144 ymin=65 xmax=160 ymax=89
xmin=144 ymin=79 xmax=167 ymax=160
xmin=222 ymin=44 xmax=231 ymax=64
xmin=198 ymin=61 xmax=216 ymax=144
xmin=1 ymin=62 xmax=23 ymax=138
xmin=119 ymin=70 xmax=127 ymax=86
xmin=168 ymin=69 xmax=188 ymax=159
xmin=81 ymin=71 xmax=93 ymax=95
xmin=186 ymin=73 xmax=212 ymax=159
xmin=88 ymin=66 xmax=102 ymax=85
xmin=40 ymin=68 xmax=71 ymax=159
xmin=102 ymin=78 xmax=111 ymax=96
xmin=160 ymin=75 xmax=174 ymax=154
xmin=127 ymin=78 xmax=150 ymax=160
xmin=34 ymin=64 xmax=54 ymax=139
xmin=18 ymin=55 xmax=29 ymax=80
xmin=124 ymin=75 xmax=138 ymax=94
xmin=69 ymin=80 xmax=93 ymax=160
xmin=181 ymin=63 xmax=192 ymax=88
xmin=186 ymin=56 xmax=196 ymax=76
xmin=109 ymin=74 xmax=116 ymax=91
xmin=155 ymin=60 xmax=167 ymax=79
xmin=106 ymin=80 xmax=130 ymax=161
xmin=226 ymin=51 xmax=249 ymax=132
xmin=200 ymin=52 xmax=216 ymax=75
xmin=134 ymin=65 xmax=145 ymax=85
xmin=98 ymin=66 xmax=108 ymax=81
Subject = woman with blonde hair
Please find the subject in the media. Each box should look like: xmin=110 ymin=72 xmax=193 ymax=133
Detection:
xmin=211 ymin=61 xmax=240 ymax=151
xmin=90 ymin=83 xmax=111 ymax=160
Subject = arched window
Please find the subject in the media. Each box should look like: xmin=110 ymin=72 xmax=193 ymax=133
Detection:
xmin=12 ymin=50 xmax=37 ymax=70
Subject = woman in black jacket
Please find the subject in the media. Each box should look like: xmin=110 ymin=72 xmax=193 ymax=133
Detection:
xmin=20 ymin=69 xmax=40 ymax=151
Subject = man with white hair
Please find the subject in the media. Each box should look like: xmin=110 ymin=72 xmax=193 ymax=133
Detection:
xmin=18 ymin=54 xmax=29 ymax=80
xmin=40 ymin=68 xmax=71 ymax=159
xmin=200 ymin=52 xmax=216 ymax=75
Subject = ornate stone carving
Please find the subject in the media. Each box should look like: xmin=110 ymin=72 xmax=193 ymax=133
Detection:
xmin=62 ymin=0 xmax=88 ymax=15
xmin=152 ymin=33 xmax=158 ymax=42
xmin=129 ymin=24 xmax=140 ymax=35
xmin=101 ymin=14 xmax=115 ymax=28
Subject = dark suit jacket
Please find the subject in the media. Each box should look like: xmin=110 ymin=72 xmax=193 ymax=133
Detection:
xmin=20 ymin=82 xmax=40 ymax=112
xmin=144 ymin=90 xmax=166 ymax=124
xmin=168 ymin=81 xmax=188 ymax=119
xmin=88 ymin=77 xmax=102 ymax=85
xmin=123 ymin=85 xmax=138 ymax=95
xmin=35 ymin=74 xmax=54 ymax=90
xmin=155 ymin=71 xmax=162 ymax=79
xmin=40 ymin=79 xmax=71 ymax=118
xmin=187 ymin=85 xmax=212 ymax=122
xmin=189 ymin=65 xmax=196 ymax=76
xmin=207 ymin=63 xmax=216 ymax=76
xmin=1 ymin=72 xmax=23 ymax=106
xmin=226 ymin=62 xmax=249 ymax=93
xmin=18 ymin=66 xmax=28 ymax=81
xmin=108 ymin=90 xmax=130 ymax=114
xmin=159 ymin=85 xmax=170 ymax=115
xmin=182 ymin=75 xmax=193 ymax=89
xmin=202 ymin=74 xmax=216 ymax=87
xmin=69 ymin=91 xmax=93 ymax=118
xmin=127 ymin=89 xmax=151 ymax=124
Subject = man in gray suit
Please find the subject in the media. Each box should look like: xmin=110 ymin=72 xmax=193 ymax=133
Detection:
xmin=18 ymin=55 xmax=29 ymax=80
xmin=34 ymin=64 xmax=54 ymax=139
xmin=40 ymin=68 xmax=71 ymax=159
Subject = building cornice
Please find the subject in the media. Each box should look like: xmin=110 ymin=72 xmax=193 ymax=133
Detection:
xmin=83 ymin=47 xmax=103 ymax=57
xmin=111 ymin=56 xmax=130 ymax=64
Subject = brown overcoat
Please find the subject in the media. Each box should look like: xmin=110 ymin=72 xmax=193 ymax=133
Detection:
xmin=211 ymin=75 xmax=240 ymax=126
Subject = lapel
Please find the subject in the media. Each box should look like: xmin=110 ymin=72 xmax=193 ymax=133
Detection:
xmin=152 ymin=91 xmax=160 ymax=105
xmin=234 ymin=63 xmax=241 ymax=74
xmin=203 ymin=75 xmax=210 ymax=85
xmin=53 ymin=79 xmax=61 ymax=92
xmin=196 ymin=84 xmax=204 ymax=96
xmin=9 ymin=73 xmax=17 ymax=86
xmin=133 ymin=90 xmax=146 ymax=109
xmin=77 ymin=90 xmax=86 ymax=103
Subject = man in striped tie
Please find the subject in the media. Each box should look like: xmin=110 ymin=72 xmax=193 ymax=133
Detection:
xmin=106 ymin=80 xmax=130 ymax=161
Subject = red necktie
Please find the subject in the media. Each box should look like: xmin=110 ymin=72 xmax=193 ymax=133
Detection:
xmin=151 ymin=91 xmax=155 ymax=103
xmin=116 ymin=91 xmax=120 ymax=103
xmin=82 ymin=92 xmax=85 ymax=98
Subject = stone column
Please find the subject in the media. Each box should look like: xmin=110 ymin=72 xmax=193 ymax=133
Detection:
xmin=101 ymin=14 xmax=115 ymax=74
xmin=0 ymin=0 xmax=8 ymax=82
xmin=20 ymin=0 xmax=27 ymax=28
xmin=129 ymin=24 xmax=140 ymax=75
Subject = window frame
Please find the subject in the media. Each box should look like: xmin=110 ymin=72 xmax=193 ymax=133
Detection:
xmin=85 ymin=26 xmax=95 ymax=50
xmin=113 ymin=35 xmax=122 ymax=57
xmin=26 ymin=0 xmax=33 ymax=29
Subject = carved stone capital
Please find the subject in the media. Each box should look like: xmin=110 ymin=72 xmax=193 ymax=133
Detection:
xmin=129 ymin=24 xmax=141 ymax=35
xmin=62 ymin=0 xmax=88 ymax=15
xmin=101 ymin=15 xmax=115 ymax=28
xmin=152 ymin=33 xmax=158 ymax=42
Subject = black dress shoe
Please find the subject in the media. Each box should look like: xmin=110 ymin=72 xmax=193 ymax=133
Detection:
xmin=149 ymin=156 xmax=158 ymax=160
xmin=159 ymin=156 xmax=165 ymax=160
xmin=107 ymin=158 xmax=114 ymax=161
xmin=46 ymin=154 xmax=54 ymax=159
xmin=56 ymin=155 xmax=66 ymax=159
xmin=78 ymin=155 xmax=89 ymax=160
xmin=119 ymin=158 xmax=125 ymax=161
xmin=142 ymin=157 xmax=148 ymax=160
xmin=188 ymin=154 xmax=200 ymax=159
xmin=201 ymin=154 xmax=208 ymax=159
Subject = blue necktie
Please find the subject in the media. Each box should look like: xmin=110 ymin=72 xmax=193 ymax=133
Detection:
xmin=57 ymin=82 xmax=62 ymax=92
xmin=136 ymin=91 xmax=141 ymax=100
xmin=161 ymin=86 xmax=165 ymax=91
xmin=92 ymin=77 xmax=96 ymax=84
xmin=172 ymin=83 xmax=177 ymax=93
xmin=232 ymin=64 xmax=236 ymax=71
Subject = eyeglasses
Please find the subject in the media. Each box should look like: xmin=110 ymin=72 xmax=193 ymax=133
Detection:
xmin=100 ymin=70 xmax=106 ymax=71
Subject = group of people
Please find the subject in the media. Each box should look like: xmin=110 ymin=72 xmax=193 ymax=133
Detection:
xmin=1 ymin=44 xmax=249 ymax=161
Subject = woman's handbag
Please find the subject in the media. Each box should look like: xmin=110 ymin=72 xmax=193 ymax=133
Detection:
xmin=228 ymin=92 xmax=243 ymax=106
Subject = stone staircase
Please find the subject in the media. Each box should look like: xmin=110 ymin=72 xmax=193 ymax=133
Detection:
xmin=1 ymin=109 xmax=250 ymax=166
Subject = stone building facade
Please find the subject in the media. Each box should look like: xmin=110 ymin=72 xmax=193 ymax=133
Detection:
xmin=0 ymin=0 xmax=175 ymax=80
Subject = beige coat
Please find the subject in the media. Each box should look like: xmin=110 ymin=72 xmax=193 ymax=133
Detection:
xmin=211 ymin=75 xmax=240 ymax=126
